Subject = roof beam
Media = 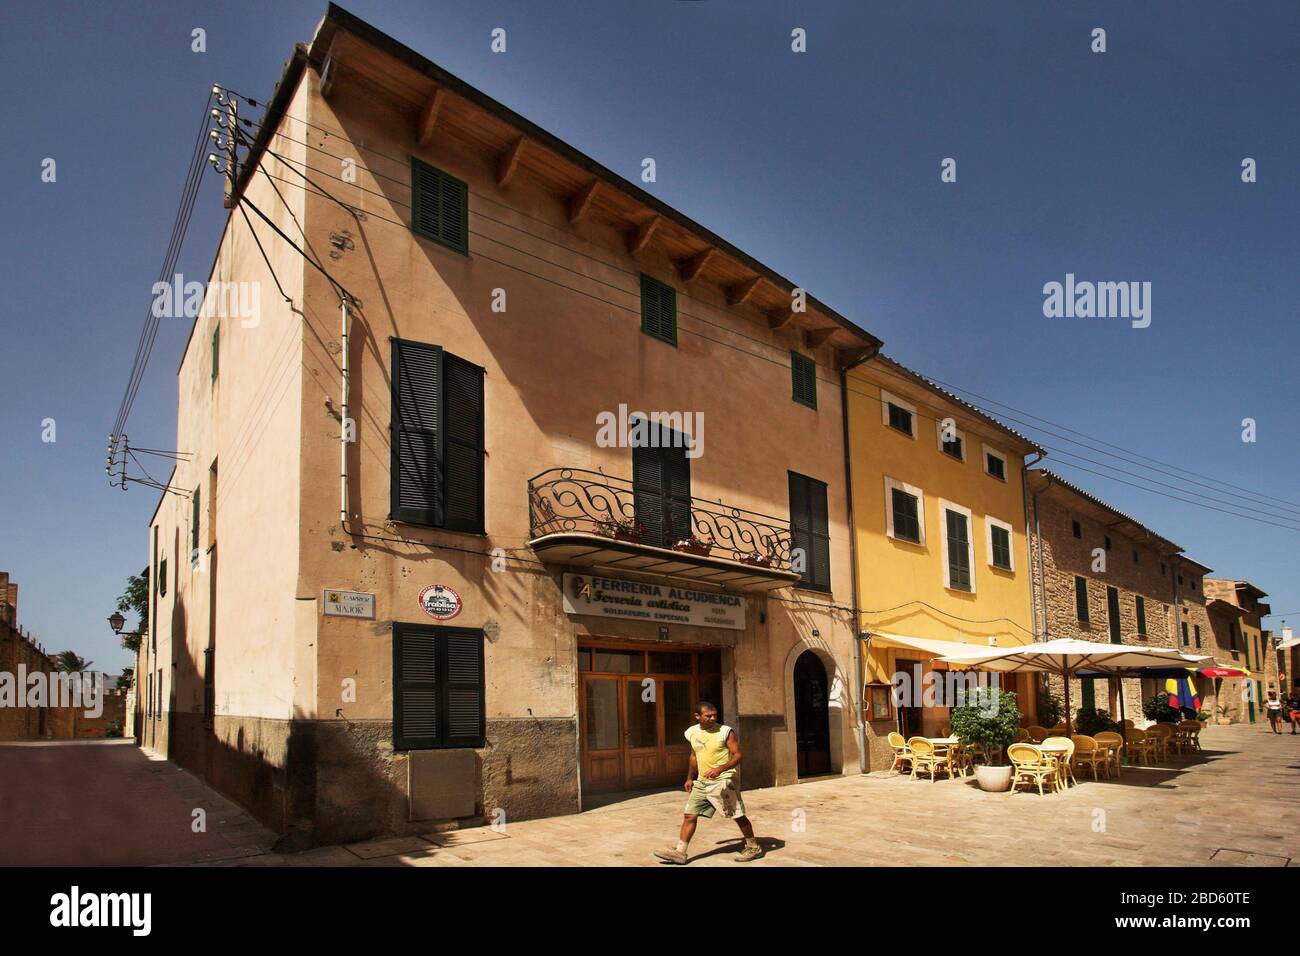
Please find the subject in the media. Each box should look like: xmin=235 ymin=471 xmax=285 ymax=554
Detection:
xmin=678 ymin=247 xmax=716 ymax=283
xmin=497 ymin=135 xmax=528 ymax=188
xmin=416 ymin=87 xmax=446 ymax=146
xmin=768 ymin=308 xmax=797 ymax=331
xmin=568 ymin=179 xmax=600 ymax=224
xmin=727 ymin=276 xmax=764 ymax=307
xmin=803 ymin=326 xmax=837 ymax=349
xmin=627 ymin=215 xmax=661 ymax=255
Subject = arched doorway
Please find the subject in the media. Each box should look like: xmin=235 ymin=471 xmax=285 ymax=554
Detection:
xmin=793 ymin=650 xmax=832 ymax=776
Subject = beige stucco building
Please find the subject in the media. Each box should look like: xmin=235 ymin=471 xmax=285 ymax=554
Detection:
xmin=136 ymin=6 xmax=887 ymax=847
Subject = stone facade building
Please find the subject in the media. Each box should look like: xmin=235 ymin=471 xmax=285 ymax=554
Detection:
xmin=1026 ymin=472 xmax=1192 ymax=723
xmin=1203 ymin=578 xmax=1271 ymax=724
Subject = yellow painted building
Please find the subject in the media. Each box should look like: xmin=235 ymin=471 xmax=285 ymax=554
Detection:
xmin=845 ymin=356 xmax=1042 ymax=768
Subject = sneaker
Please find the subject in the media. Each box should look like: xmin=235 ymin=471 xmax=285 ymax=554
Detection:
xmin=736 ymin=842 xmax=763 ymax=862
xmin=653 ymin=846 xmax=688 ymax=865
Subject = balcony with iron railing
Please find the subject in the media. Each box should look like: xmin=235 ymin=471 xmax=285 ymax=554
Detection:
xmin=527 ymin=468 xmax=800 ymax=591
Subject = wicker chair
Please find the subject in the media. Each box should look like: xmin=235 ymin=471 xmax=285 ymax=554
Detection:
xmin=1149 ymin=723 xmax=1176 ymax=761
xmin=1177 ymin=720 xmax=1203 ymax=753
xmin=1014 ymin=728 xmax=1031 ymax=743
xmin=1094 ymin=731 xmax=1124 ymax=777
xmin=1042 ymin=735 xmax=1076 ymax=788
xmin=1126 ymin=727 xmax=1156 ymax=765
xmin=888 ymin=731 xmax=913 ymax=774
xmin=907 ymin=736 xmax=951 ymax=782
xmin=1070 ymin=734 xmax=1108 ymax=779
xmin=1026 ymin=725 xmax=1049 ymax=743
xmin=1008 ymin=743 xmax=1059 ymax=796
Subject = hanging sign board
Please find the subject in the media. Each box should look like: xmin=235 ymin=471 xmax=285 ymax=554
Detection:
xmin=323 ymin=589 xmax=376 ymax=619
xmin=562 ymin=573 xmax=745 ymax=631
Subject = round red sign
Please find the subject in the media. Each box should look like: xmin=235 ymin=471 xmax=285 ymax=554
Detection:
xmin=419 ymin=584 xmax=462 ymax=621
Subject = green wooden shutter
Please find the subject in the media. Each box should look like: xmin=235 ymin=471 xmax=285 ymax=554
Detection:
xmin=443 ymin=628 xmax=485 ymax=747
xmin=946 ymin=510 xmax=971 ymax=591
xmin=191 ymin=487 xmax=200 ymax=558
xmin=789 ymin=472 xmax=830 ymax=591
xmin=1075 ymin=576 xmax=1089 ymax=621
xmin=441 ymin=353 xmax=485 ymax=533
xmin=210 ymin=324 xmax=219 ymax=382
xmin=640 ymin=274 xmax=677 ymax=345
xmin=633 ymin=423 xmax=691 ymax=547
xmin=391 ymin=340 xmax=443 ymax=525
xmin=1107 ymin=586 xmax=1121 ymax=642
xmin=791 ymin=351 xmax=817 ymax=409
xmin=411 ymin=157 xmax=468 ymax=253
xmin=1081 ymin=678 xmax=1096 ymax=710
xmin=1136 ymin=596 xmax=1146 ymax=636
xmin=394 ymin=623 xmax=484 ymax=750
xmin=394 ymin=623 xmax=439 ymax=749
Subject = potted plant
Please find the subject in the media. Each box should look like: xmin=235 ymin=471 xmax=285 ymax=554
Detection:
xmin=739 ymin=550 xmax=776 ymax=568
xmin=1142 ymin=693 xmax=1181 ymax=725
xmin=672 ymin=534 xmax=713 ymax=557
xmin=595 ymin=516 xmax=644 ymax=542
xmin=1074 ymin=707 xmax=1121 ymax=736
xmin=950 ymin=688 xmax=1022 ymax=792
xmin=1213 ymin=703 xmax=1233 ymax=726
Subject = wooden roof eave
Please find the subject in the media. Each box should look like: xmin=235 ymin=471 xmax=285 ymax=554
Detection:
xmin=307 ymin=4 xmax=881 ymax=362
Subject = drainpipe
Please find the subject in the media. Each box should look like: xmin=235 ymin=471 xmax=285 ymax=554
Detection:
xmin=339 ymin=294 xmax=351 ymax=534
xmin=840 ymin=345 xmax=879 ymax=773
xmin=1021 ymin=453 xmax=1044 ymax=642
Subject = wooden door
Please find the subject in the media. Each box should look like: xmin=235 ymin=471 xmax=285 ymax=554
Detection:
xmin=581 ymin=675 xmax=623 ymax=793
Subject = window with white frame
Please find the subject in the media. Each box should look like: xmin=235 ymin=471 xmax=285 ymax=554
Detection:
xmin=939 ymin=499 xmax=975 ymax=593
xmin=986 ymin=515 xmax=1014 ymax=571
xmin=983 ymin=444 xmax=1008 ymax=482
xmin=884 ymin=476 xmax=925 ymax=545
xmin=935 ymin=418 xmax=965 ymax=462
xmin=880 ymin=389 xmax=917 ymax=439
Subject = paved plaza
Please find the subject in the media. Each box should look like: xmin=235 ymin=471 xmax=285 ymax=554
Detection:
xmin=4 ymin=724 xmax=1294 ymax=868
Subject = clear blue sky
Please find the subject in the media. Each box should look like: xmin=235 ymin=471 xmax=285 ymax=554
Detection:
xmin=2 ymin=0 xmax=1297 ymax=673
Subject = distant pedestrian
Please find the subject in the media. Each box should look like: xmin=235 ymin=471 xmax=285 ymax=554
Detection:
xmin=1265 ymin=688 xmax=1283 ymax=734
xmin=654 ymin=702 xmax=762 ymax=864
xmin=1287 ymin=683 xmax=1300 ymax=736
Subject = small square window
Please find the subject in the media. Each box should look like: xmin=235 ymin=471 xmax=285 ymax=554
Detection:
xmin=941 ymin=435 xmax=963 ymax=460
xmin=888 ymin=403 xmax=913 ymax=436
xmin=1072 ymin=520 xmax=1081 ymax=539
xmin=411 ymin=157 xmax=469 ymax=254
xmin=791 ymin=351 xmax=817 ymax=409
xmin=640 ymin=274 xmax=678 ymax=345
xmin=880 ymin=390 xmax=916 ymax=438
xmin=1104 ymin=535 xmax=1112 ymax=552
xmin=984 ymin=447 xmax=1007 ymax=481
xmin=1132 ymin=549 xmax=1139 ymax=564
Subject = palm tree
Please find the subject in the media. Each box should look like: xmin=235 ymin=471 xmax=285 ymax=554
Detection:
xmin=53 ymin=651 xmax=92 ymax=673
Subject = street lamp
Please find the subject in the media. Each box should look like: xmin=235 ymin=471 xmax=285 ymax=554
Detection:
xmin=108 ymin=611 xmax=126 ymax=634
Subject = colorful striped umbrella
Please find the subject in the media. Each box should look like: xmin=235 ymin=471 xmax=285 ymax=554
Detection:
xmin=1166 ymin=672 xmax=1201 ymax=711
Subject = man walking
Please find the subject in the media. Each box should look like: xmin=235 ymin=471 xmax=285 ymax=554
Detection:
xmin=654 ymin=701 xmax=762 ymax=864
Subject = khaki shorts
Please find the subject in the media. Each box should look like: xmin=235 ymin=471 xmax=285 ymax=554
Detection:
xmin=684 ymin=776 xmax=745 ymax=819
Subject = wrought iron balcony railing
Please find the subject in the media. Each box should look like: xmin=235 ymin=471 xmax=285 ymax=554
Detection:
xmin=527 ymin=468 xmax=793 ymax=572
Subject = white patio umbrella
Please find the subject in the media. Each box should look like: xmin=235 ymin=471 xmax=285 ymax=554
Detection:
xmin=934 ymin=638 xmax=1211 ymax=735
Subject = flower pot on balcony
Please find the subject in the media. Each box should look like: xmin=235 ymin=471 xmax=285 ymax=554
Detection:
xmin=739 ymin=553 xmax=774 ymax=569
xmin=613 ymin=528 xmax=643 ymax=543
xmin=672 ymin=538 xmax=712 ymax=557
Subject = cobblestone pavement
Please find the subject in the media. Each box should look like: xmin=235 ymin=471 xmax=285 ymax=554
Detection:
xmin=226 ymin=722 xmax=1299 ymax=868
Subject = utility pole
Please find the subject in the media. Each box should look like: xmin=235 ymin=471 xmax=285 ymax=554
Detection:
xmin=223 ymin=95 xmax=238 ymax=208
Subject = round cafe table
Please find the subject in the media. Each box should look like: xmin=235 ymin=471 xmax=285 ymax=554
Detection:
xmin=1036 ymin=742 xmax=1070 ymax=790
xmin=927 ymin=737 xmax=964 ymax=777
